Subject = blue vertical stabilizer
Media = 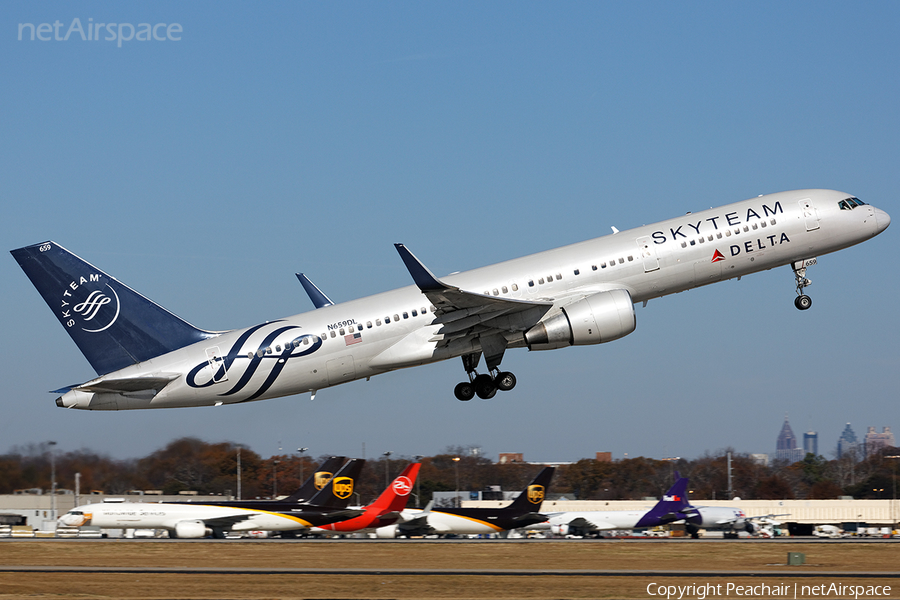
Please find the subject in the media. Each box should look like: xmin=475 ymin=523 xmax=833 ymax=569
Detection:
xmin=11 ymin=241 xmax=215 ymax=376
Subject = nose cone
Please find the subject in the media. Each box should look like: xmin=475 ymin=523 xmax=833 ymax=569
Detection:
xmin=875 ymin=207 xmax=891 ymax=234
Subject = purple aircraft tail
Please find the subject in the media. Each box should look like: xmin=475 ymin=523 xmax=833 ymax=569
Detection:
xmin=635 ymin=476 xmax=691 ymax=528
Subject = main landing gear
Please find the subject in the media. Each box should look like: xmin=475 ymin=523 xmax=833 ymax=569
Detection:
xmin=791 ymin=258 xmax=815 ymax=311
xmin=453 ymin=352 xmax=517 ymax=401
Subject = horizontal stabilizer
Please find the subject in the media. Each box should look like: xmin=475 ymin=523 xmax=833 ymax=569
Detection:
xmin=295 ymin=273 xmax=334 ymax=308
xmin=75 ymin=375 xmax=178 ymax=394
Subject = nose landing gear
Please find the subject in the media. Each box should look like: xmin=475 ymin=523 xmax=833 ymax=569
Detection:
xmin=791 ymin=258 xmax=815 ymax=310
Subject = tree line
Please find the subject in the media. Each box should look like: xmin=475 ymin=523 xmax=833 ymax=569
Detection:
xmin=1 ymin=439 xmax=898 ymax=504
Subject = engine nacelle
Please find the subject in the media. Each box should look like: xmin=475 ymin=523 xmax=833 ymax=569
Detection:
xmin=550 ymin=523 xmax=570 ymax=536
xmin=173 ymin=520 xmax=208 ymax=539
xmin=374 ymin=524 xmax=399 ymax=539
xmin=525 ymin=289 xmax=636 ymax=350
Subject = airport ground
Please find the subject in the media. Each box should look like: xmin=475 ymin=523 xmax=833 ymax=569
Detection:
xmin=1 ymin=539 xmax=899 ymax=600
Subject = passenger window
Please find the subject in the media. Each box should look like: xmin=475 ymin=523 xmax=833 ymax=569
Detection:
xmin=492 ymin=289 xmax=499 ymax=296
xmin=248 ymin=352 xmax=254 ymax=359
xmin=303 ymin=338 xmax=310 ymax=345
xmin=266 ymin=347 xmax=272 ymax=354
xmin=725 ymin=230 xmax=731 ymax=237
xmin=592 ymin=265 xmax=598 ymax=271
xmin=385 ymin=316 xmax=390 ymax=323
xmin=556 ymin=274 xmax=562 ymax=280
xmin=743 ymin=226 xmax=749 ymax=232
xmin=502 ymin=286 xmax=508 ymax=294
xmin=367 ymin=321 xmax=373 ymax=328
xmin=276 ymin=345 xmax=281 ymax=352
xmin=760 ymin=221 xmax=767 ymax=228
xmin=716 ymin=233 xmax=722 ymax=239
xmin=538 ymin=278 xmax=545 ymax=285
xmin=752 ymin=223 xmax=758 ymax=230
xmin=698 ymin=237 xmax=704 ymax=244
xmin=618 ymin=258 xmax=625 ymax=264
xmin=511 ymin=284 xmax=518 ymax=292
xmin=339 ymin=328 xmax=345 ymax=336
xmin=402 ymin=312 xmax=408 ymax=319
xmin=357 ymin=324 xmax=363 ymax=331
xmin=528 ymin=280 xmax=534 ymax=287
xmin=329 ymin=331 xmax=336 ymax=338
xmin=770 ymin=218 xmax=777 ymax=225
xmin=601 ymin=262 xmax=607 ymax=268
xmin=574 ymin=269 xmax=580 ymax=276
xmin=690 ymin=240 xmax=696 ymax=246
xmin=411 ymin=310 xmax=418 ymax=317
xmin=394 ymin=314 xmax=400 ymax=321
xmin=376 ymin=319 xmax=382 ymax=326
xmin=681 ymin=242 xmax=687 ymax=248
xmin=707 ymin=235 xmax=713 ymax=241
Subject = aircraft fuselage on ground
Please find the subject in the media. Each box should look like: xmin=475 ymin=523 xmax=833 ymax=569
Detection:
xmin=11 ymin=189 xmax=889 ymax=408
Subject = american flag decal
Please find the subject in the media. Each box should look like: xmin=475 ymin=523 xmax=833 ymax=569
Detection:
xmin=344 ymin=332 xmax=362 ymax=346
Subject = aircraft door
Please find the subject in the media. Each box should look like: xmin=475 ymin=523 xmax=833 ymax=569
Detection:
xmin=205 ymin=346 xmax=228 ymax=383
xmin=800 ymin=199 xmax=820 ymax=231
xmin=636 ymin=236 xmax=660 ymax=272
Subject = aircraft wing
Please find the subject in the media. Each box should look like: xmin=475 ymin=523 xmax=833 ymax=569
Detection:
xmin=395 ymin=514 xmax=434 ymax=537
xmin=395 ymin=244 xmax=553 ymax=348
xmin=200 ymin=513 xmax=262 ymax=529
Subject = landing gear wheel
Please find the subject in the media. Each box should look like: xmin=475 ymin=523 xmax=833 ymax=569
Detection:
xmin=454 ymin=382 xmax=475 ymax=401
xmin=495 ymin=371 xmax=517 ymax=392
xmin=794 ymin=294 xmax=812 ymax=310
xmin=473 ymin=374 xmax=497 ymax=399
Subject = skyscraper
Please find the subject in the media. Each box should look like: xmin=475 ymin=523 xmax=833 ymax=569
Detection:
xmin=864 ymin=426 xmax=896 ymax=458
xmin=803 ymin=431 xmax=818 ymax=457
xmin=837 ymin=423 xmax=859 ymax=460
xmin=775 ymin=417 xmax=804 ymax=463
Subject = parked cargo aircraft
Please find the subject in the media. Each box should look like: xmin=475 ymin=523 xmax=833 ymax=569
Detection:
xmin=57 ymin=458 xmax=365 ymax=538
xmin=680 ymin=506 xmax=790 ymax=538
xmin=11 ymin=189 xmax=889 ymax=406
xmin=373 ymin=466 xmax=553 ymax=537
xmin=537 ymin=476 xmax=693 ymax=537
xmin=312 ymin=462 xmax=421 ymax=534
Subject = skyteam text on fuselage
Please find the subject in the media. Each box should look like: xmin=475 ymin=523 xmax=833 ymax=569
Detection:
xmin=11 ymin=189 xmax=890 ymax=407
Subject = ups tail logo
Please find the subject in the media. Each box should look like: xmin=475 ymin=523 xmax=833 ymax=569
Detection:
xmin=314 ymin=471 xmax=334 ymax=490
xmin=332 ymin=477 xmax=354 ymax=500
xmin=527 ymin=485 xmax=545 ymax=504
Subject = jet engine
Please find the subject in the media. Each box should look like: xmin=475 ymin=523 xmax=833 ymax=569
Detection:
xmin=525 ymin=289 xmax=636 ymax=351
xmin=550 ymin=523 xmax=570 ymax=536
xmin=374 ymin=524 xmax=399 ymax=539
xmin=173 ymin=520 xmax=208 ymax=539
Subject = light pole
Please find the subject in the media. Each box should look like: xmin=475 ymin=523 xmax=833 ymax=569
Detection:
xmin=272 ymin=460 xmax=280 ymax=499
xmin=236 ymin=446 xmax=242 ymax=500
xmin=383 ymin=451 xmax=393 ymax=488
xmin=298 ymin=447 xmax=308 ymax=483
xmin=47 ymin=441 xmax=57 ymax=521
xmin=414 ymin=455 xmax=423 ymax=508
xmin=452 ymin=456 xmax=461 ymax=507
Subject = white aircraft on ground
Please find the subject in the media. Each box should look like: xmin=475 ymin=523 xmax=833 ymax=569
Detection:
xmin=374 ymin=466 xmax=554 ymax=538
xmin=679 ymin=506 xmax=790 ymax=538
xmin=535 ymin=476 xmax=693 ymax=537
xmin=57 ymin=458 xmax=365 ymax=538
xmin=12 ymin=189 xmax=889 ymax=407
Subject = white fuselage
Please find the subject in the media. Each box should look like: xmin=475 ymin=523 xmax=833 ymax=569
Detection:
xmin=59 ymin=502 xmax=313 ymax=534
xmin=57 ymin=189 xmax=889 ymax=409
xmin=536 ymin=509 xmax=657 ymax=533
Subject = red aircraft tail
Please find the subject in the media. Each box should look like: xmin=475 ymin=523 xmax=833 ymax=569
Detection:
xmin=319 ymin=462 xmax=420 ymax=532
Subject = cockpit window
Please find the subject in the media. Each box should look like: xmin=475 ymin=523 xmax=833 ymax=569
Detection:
xmin=839 ymin=197 xmax=866 ymax=210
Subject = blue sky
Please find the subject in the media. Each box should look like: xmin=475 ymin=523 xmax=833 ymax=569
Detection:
xmin=2 ymin=1 xmax=898 ymax=465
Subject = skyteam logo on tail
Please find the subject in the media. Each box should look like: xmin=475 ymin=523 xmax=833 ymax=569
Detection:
xmin=527 ymin=485 xmax=545 ymax=504
xmin=59 ymin=274 xmax=120 ymax=333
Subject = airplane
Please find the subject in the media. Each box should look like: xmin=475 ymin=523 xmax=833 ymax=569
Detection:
xmin=57 ymin=458 xmax=366 ymax=538
xmin=536 ymin=475 xmax=693 ymax=537
xmin=373 ymin=466 xmax=553 ymax=538
xmin=11 ymin=189 xmax=889 ymax=407
xmin=679 ymin=506 xmax=790 ymax=538
xmin=311 ymin=462 xmax=421 ymax=535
